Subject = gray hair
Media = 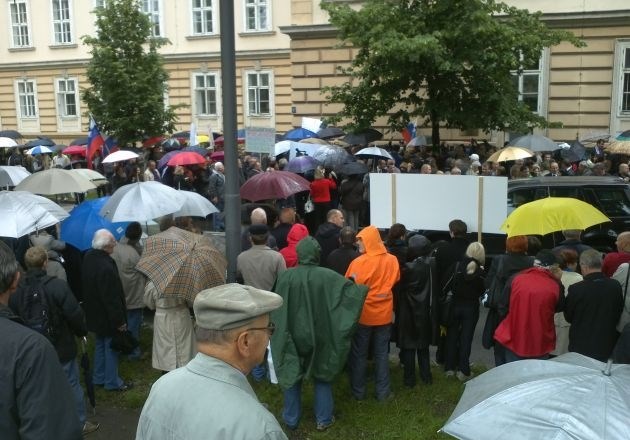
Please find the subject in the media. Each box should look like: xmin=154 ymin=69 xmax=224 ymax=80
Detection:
xmin=214 ymin=162 xmax=224 ymax=171
xmin=195 ymin=326 xmax=239 ymax=345
xmin=579 ymin=248 xmax=602 ymax=270
xmin=0 ymin=241 xmax=19 ymax=294
xmin=92 ymin=229 xmax=115 ymax=250
xmin=250 ymin=207 xmax=267 ymax=225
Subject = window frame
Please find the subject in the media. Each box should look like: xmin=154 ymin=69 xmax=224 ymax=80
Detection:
xmin=8 ymin=0 xmax=32 ymax=48
xmin=51 ymin=0 xmax=74 ymax=45
xmin=55 ymin=77 xmax=79 ymax=118
xmin=192 ymin=72 xmax=219 ymax=117
xmin=190 ymin=0 xmax=217 ymax=36
xmin=15 ymin=78 xmax=39 ymax=119
xmin=245 ymin=70 xmax=273 ymax=117
xmin=243 ymin=0 xmax=270 ymax=33
xmin=511 ymin=49 xmax=549 ymax=117
xmin=613 ymin=40 xmax=630 ymax=117
xmin=141 ymin=0 xmax=163 ymax=38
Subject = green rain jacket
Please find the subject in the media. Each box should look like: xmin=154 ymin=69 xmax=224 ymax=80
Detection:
xmin=271 ymin=236 xmax=368 ymax=390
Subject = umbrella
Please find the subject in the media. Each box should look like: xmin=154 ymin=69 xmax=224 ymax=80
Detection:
xmin=312 ymin=145 xmax=352 ymax=169
xmin=25 ymin=137 xmax=55 ymax=147
xmin=80 ymin=337 xmax=96 ymax=414
xmin=161 ymin=138 xmax=181 ymax=152
xmin=15 ymin=168 xmax=96 ymax=195
xmin=60 ymin=197 xmax=129 ymax=251
xmin=342 ymin=128 xmax=383 ymax=145
xmin=508 ymin=134 xmax=557 ymax=152
xmin=0 ymin=191 xmax=68 ymax=238
xmin=274 ymin=140 xmax=315 ymax=157
xmin=102 ymin=150 xmax=139 ymax=164
xmin=286 ymin=156 xmax=320 ymax=174
xmin=558 ymin=140 xmax=586 ymax=163
xmin=605 ymin=141 xmax=630 ymax=155
xmin=355 ymin=146 xmax=393 ymax=160
xmin=158 ymin=150 xmax=183 ymax=169
xmin=407 ymin=135 xmax=428 ymax=147
xmin=142 ymin=135 xmax=165 ymax=148
xmin=167 ymin=151 xmax=206 ymax=167
xmin=441 ymin=353 xmax=630 ymax=440
xmin=317 ymin=126 xmax=345 ymax=139
xmin=579 ymin=130 xmax=610 ymax=143
xmin=240 ymin=170 xmax=310 ymax=202
xmin=616 ymin=130 xmax=630 ymax=141
xmin=500 ymin=197 xmax=610 ymax=237
xmin=100 ymin=181 xmax=186 ymax=222
xmin=213 ymin=135 xmax=245 ymax=148
xmin=486 ymin=146 xmax=534 ymax=163
xmin=0 ymin=165 xmax=30 ymax=187
xmin=0 ymin=137 xmax=18 ymax=148
xmin=62 ymin=145 xmax=87 ymax=157
xmin=181 ymin=145 xmax=209 ymax=156
xmin=210 ymin=151 xmax=224 ymax=162
xmin=282 ymin=127 xmax=318 ymax=141
xmin=173 ymin=190 xmax=219 ymax=218
xmin=26 ymin=145 xmax=55 ymax=155
xmin=136 ymin=226 xmax=227 ymax=302
xmin=70 ymin=168 xmax=108 ymax=186
xmin=339 ymin=161 xmax=369 ymax=176
xmin=69 ymin=136 xmax=88 ymax=146
xmin=0 ymin=129 xmax=22 ymax=139
xmin=299 ymin=137 xmax=329 ymax=145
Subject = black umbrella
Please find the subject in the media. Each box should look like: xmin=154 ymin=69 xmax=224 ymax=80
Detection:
xmin=80 ymin=337 xmax=96 ymax=414
xmin=0 ymin=129 xmax=22 ymax=139
xmin=162 ymin=138 xmax=181 ymax=152
xmin=559 ymin=141 xmax=586 ymax=163
xmin=25 ymin=136 xmax=56 ymax=147
xmin=70 ymin=137 xmax=89 ymax=146
xmin=342 ymin=128 xmax=383 ymax=145
xmin=317 ymin=126 xmax=345 ymax=139
xmin=339 ymin=161 xmax=369 ymax=175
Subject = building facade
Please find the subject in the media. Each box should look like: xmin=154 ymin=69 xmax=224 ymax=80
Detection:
xmin=0 ymin=0 xmax=628 ymax=145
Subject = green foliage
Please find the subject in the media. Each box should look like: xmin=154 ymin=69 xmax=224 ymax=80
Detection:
xmin=82 ymin=0 xmax=180 ymax=146
xmin=321 ymin=0 xmax=585 ymax=146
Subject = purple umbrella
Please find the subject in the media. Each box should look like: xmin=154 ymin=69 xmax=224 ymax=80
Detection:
xmin=286 ymin=156 xmax=320 ymax=174
xmin=158 ymin=150 xmax=184 ymax=169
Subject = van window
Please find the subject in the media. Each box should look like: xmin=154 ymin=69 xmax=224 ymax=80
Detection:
xmin=589 ymin=188 xmax=630 ymax=217
xmin=549 ymin=187 xmax=580 ymax=199
xmin=507 ymin=188 xmax=537 ymax=213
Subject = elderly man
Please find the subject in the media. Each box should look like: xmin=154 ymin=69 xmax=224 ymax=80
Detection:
xmin=242 ymin=207 xmax=277 ymax=251
xmin=314 ymin=209 xmax=344 ymax=266
xmin=52 ymin=149 xmax=71 ymax=169
xmin=237 ymin=224 xmax=286 ymax=291
xmin=0 ymin=241 xmax=83 ymax=439
xmin=143 ymin=160 xmax=160 ymax=182
xmin=82 ymin=229 xmax=132 ymax=391
xmin=565 ymin=249 xmax=623 ymax=362
xmin=137 ymin=284 xmax=287 ymax=440
xmin=602 ymin=231 xmax=630 ymax=277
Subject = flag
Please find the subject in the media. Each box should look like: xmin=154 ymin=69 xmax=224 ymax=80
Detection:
xmin=86 ymin=117 xmax=105 ymax=170
xmin=103 ymin=136 xmax=117 ymax=157
xmin=401 ymin=122 xmax=416 ymax=144
xmin=207 ymin=123 xmax=214 ymax=150
xmin=189 ymin=122 xmax=197 ymax=147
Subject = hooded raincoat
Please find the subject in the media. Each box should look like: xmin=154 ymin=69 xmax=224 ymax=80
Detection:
xmin=271 ymin=236 xmax=368 ymax=390
xmin=279 ymin=224 xmax=309 ymax=268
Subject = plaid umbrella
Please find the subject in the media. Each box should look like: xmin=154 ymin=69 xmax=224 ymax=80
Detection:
xmin=136 ymin=227 xmax=226 ymax=301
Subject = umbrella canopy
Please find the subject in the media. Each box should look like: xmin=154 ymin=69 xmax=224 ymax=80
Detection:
xmin=579 ymin=130 xmax=610 ymax=144
xmin=282 ymin=127 xmax=318 ymax=141
xmin=26 ymin=145 xmax=55 ymax=155
xmin=63 ymin=145 xmax=87 ymax=157
xmin=299 ymin=137 xmax=329 ymax=145
xmin=0 ymin=191 xmax=68 ymax=238
xmin=167 ymin=151 xmax=206 ymax=167
xmin=286 ymin=155 xmax=320 ymax=174
xmin=0 ymin=129 xmax=22 ymax=139
xmin=209 ymin=150 xmax=224 ymax=162
xmin=240 ymin=170 xmax=310 ymax=202
xmin=0 ymin=165 xmax=30 ymax=187
xmin=213 ymin=135 xmax=245 ymax=148
xmin=338 ymin=161 xmax=369 ymax=176
xmin=486 ymin=146 xmax=534 ymax=163
xmin=60 ymin=197 xmax=129 ymax=251
xmin=605 ymin=141 xmax=630 ymax=155
xmin=558 ymin=141 xmax=586 ymax=163
xmin=616 ymin=130 xmax=630 ymax=141
xmin=69 ymin=136 xmax=88 ymax=146
xmin=15 ymin=168 xmax=96 ymax=195
xmin=500 ymin=197 xmax=610 ymax=237
xmin=317 ymin=126 xmax=345 ymax=139
xmin=161 ymin=138 xmax=181 ymax=152
xmin=173 ymin=190 xmax=219 ymax=218
xmin=99 ymin=181 xmax=186 ymax=222
xmin=70 ymin=168 xmax=108 ymax=186
xmin=25 ymin=137 xmax=55 ymax=147
xmin=181 ymin=145 xmax=208 ymax=156
xmin=312 ymin=145 xmax=352 ymax=169
xmin=508 ymin=134 xmax=557 ymax=152
xmin=342 ymin=128 xmax=383 ymax=145
xmin=355 ymin=146 xmax=393 ymax=160
xmin=102 ymin=150 xmax=139 ymax=164
xmin=273 ymin=140 xmax=317 ymax=157
xmin=136 ymin=227 xmax=226 ymax=302
xmin=142 ymin=135 xmax=165 ymax=148
xmin=157 ymin=150 xmax=183 ymax=168
xmin=0 ymin=137 xmax=18 ymax=148
xmin=441 ymin=353 xmax=630 ymax=440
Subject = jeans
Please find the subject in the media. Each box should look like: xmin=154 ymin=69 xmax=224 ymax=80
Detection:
xmin=349 ymin=324 xmax=391 ymax=400
xmin=445 ymin=302 xmax=480 ymax=376
xmin=126 ymin=308 xmax=143 ymax=360
xmin=61 ymin=359 xmax=86 ymax=425
xmin=93 ymin=336 xmax=124 ymax=390
xmin=400 ymin=348 xmax=431 ymax=387
xmin=504 ymin=346 xmax=550 ymax=363
xmin=282 ymin=380 xmax=333 ymax=429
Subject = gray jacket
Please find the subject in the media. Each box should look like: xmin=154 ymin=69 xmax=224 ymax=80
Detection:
xmin=111 ymin=237 xmax=146 ymax=309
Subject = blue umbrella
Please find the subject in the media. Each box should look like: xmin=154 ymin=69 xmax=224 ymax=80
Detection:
xmin=157 ymin=150 xmax=184 ymax=169
xmin=282 ymin=127 xmax=318 ymax=141
xmin=182 ymin=145 xmax=208 ymax=156
xmin=60 ymin=197 xmax=129 ymax=251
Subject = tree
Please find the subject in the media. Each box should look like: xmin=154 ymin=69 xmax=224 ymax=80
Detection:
xmin=321 ymin=0 xmax=584 ymax=146
xmin=82 ymin=0 xmax=179 ymax=146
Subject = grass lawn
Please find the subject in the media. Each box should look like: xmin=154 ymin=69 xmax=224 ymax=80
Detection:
xmin=87 ymin=325 xmax=480 ymax=439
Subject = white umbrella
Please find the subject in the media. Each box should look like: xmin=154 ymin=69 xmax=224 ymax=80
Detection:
xmin=173 ymin=190 xmax=219 ymax=218
xmin=0 ymin=137 xmax=18 ymax=148
xmin=355 ymin=146 xmax=393 ymax=160
xmin=26 ymin=145 xmax=55 ymax=155
xmin=508 ymin=134 xmax=557 ymax=152
xmin=0 ymin=165 xmax=31 ymax=187
xmin=15 ymin=168 xmax=96 ymax=195
xmin=102 ymin=150 xmax=139 ymax=164
xmin=99 ymin=181 xmax=186 ymax=222
xmin=441 ymin=353 xmax=630 ymax=440
xmin=0 ymin=191 xmax=69 ymax=238
xmin=70 ymin=168 xmax=108 ymax=186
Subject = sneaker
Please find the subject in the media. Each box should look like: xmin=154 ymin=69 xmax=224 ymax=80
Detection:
xmin=456 ymin=371 xmax=473 ymax=382
xmin=444 ymin=370 xmax=456 ymax=378
xmin=108 ymin=381 xmax=134 ymax=392
xmin=316 ymin=416 xmax=335 ymax=431
xmin=82 ymin=421 xmax=100 ymax=436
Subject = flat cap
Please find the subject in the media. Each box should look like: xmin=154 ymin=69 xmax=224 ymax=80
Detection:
xmin=193 ymin=283 xmax=283 ymax=330
xmin=249 ymin=224 xmax=268 ymax=235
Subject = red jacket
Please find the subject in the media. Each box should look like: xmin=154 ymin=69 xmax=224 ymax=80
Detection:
xmin=280 ymin=224 xmax=309 ymax=268
xmin=494 ymin=267 xmax=562 ymax=357
xmin=310 ymin=178 xmax=336 ymax=203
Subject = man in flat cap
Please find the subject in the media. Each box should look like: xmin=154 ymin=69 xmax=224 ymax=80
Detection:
xmin=136 ymin=283 xmax=288 ymax=440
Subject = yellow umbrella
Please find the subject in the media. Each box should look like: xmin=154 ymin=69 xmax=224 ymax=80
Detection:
xmin=196 ymin=134 xmax=210 ymax=143
xmin=487 ymin=146 xmax=534 ymax=163
xmin=500 ymin=197 xmax=610 ymax=237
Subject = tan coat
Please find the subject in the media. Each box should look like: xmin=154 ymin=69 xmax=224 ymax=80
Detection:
xmin=143 ymin=281 xmax=196 ymax=371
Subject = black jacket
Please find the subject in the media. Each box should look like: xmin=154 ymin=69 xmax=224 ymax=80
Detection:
xmin=435 ymin=237 xmax=469 ymax=289
xmin=82 ymin=249 xmax=127 ymax=336
xmin=0 ymin=304 xmax=82 ymax=439
xmin=314 ymin=222 xmax=342 ymax=266
xmin=452 ymin=257 xmax=486 ymax=303
xmin=339 ymin=177 xmax=364 ymax=211
xmin=326 ymin=245 xmax=360 ymax=275
xmin=565 ymin=272 xmax=624 ymax=362
xmin=9 ymin=269 xmax=87 ymax=363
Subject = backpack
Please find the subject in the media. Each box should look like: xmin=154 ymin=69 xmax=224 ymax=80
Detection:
xmin=16 ymin=277 xmax=61 ymax=343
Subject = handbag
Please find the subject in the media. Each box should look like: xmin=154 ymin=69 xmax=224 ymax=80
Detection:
xmin=110 ymin=329 xmax=139 ymax=355
xmin=304 ymin=196 xmax=315 ymax=213
xmin=484 ymin=256 xmax=505 ymax=309
xmin=439 ymin=262 xmax=459 ymax=325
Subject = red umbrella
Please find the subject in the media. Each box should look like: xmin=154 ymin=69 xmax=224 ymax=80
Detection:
xmin=143 ymin=136 xmax=164 ymax=148
xmin=63 ymin=145 xmax=87 ymax=157
xmin=210 ymin=151 xmax=224 ymax=162
xmin=167 ymin=151 xmax=206 ymax=167
xmin=214 ymin=135 xmax=245 ymax=148
xmin=239 ymin=170 xmax=310 ymax=202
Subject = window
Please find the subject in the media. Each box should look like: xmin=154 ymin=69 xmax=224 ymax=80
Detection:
xmin=246 ymin=71 xmax=271 ymax=116
xmin=56 ymin=78 xmax=78 ymax=117
xmin=9 ymin=0 xmax=30 ymax=48
xmin=192 ymin=0 xmax=215 ymax=35
xmin=94 ymin=0 xmax=106 ymax=8
xmin=244 ymin=0 xmax=269 ymax=32
xmin=193 ymin=73 xmax=218 ymax=116
xmin=17 ymin=79 xmax=37 ymax=118
xmin=621 ymin=45 xmax=630 ymax=114
xmin=52 ymin=0 xmax=73 ymax=44
xmin=142 ymin=0 xmax=163 ymax=37
xmin=511 ymin=51 xmax=548 ymax=116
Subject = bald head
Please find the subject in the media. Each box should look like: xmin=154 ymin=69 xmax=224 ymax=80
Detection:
xmin=250 ymin=208 xmax=267 ymax=225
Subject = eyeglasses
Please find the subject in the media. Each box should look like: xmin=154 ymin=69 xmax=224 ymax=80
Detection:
xmin=245 ymin=321 xmax=275 ymax=337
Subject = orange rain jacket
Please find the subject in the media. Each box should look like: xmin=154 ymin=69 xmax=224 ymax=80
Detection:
xmin=345 ymin=226 xmax=400 ymax=326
